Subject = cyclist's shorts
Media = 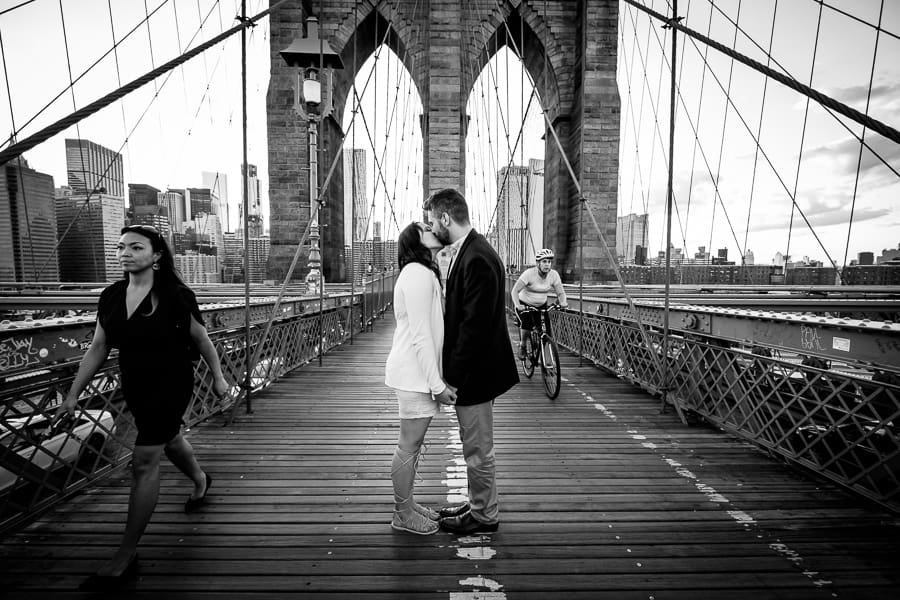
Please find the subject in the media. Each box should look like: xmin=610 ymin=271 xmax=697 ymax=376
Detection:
xmin=515 ymin=303 xmax=547 ymax=330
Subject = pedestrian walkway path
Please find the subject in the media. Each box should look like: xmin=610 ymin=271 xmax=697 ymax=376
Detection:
xmin=1 ymin=312 xmax=898 ymax=598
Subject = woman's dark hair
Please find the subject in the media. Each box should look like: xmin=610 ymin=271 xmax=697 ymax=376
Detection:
xmin=397 ymin=222 xmax=440 ymax=281
xmin=120 ymin=225 xmax=188 ymax=290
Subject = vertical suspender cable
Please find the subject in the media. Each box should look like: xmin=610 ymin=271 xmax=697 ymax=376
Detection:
xmin=578 ymin=1 xmax=585 ymax=366
xmin=350 ymin=1 xmax=358 ymax=343
xmin=241 ymin=0 xmax=252 ymax=414
xmin=318 ymin=0 xmax=325 ymax=367
xmin=842 ymin=0 xmax=884 ymax=275
xmin=661 ymin=0 xmax=679 ymax=413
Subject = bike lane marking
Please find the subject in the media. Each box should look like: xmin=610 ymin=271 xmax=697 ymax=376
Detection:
xmin=441 ymin=405 xmax=506 ymax=599
xmin=560 ymin=378 xmax=837 ymax=594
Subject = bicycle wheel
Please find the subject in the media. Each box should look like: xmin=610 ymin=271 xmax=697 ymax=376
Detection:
xmin=521 ymin=332 xmax=535 ymax=378
xmin=540 ymin=337 xmax=561 ymax=399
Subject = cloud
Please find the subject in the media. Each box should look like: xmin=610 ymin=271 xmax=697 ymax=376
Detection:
xmin=750 ymin=203 xmax=892 ymax=231
xmin=830 ymin=81 xmax=900 ymax=112
xmin=803 ymin=133 xmax=900 ymax=182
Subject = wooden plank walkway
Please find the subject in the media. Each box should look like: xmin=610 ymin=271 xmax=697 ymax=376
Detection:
xmin=1 ymin=311 xmax=899 ymax=599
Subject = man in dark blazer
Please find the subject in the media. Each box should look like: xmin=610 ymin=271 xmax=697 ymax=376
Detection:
xmin=424 ymin=188 xmax=519 ymax=534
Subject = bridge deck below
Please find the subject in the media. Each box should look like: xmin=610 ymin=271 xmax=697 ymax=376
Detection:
xmin=1 ymin=312 xmax=898 ymax=598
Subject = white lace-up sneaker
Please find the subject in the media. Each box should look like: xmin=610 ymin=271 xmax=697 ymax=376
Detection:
xmin=391 ymin=510 xmax=439 ymax=535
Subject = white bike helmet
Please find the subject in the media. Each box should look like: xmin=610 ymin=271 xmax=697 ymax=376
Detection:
xmin=535 ymin=248 xmax=554 ymax=261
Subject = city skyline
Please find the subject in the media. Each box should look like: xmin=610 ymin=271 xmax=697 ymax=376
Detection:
xmin=0 ymin=2 xmax=897 ymax=270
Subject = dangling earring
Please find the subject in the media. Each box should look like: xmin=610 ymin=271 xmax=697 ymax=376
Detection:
xmin=152 ymin=262 xmax=160 ymax=271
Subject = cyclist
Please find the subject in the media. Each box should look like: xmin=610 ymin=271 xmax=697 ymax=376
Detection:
xmin=511 ymin=248 xmax=568 ymax=359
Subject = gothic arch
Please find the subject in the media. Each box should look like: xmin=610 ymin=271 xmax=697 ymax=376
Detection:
xmin=330 ymin=1 xmax=424 ymax=123
xmin=462 ymin=2 xmax=562 ymax=125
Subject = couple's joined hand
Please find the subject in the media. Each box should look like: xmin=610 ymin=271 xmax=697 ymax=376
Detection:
xmin=435 ymin=384 xmax=458 ymax=405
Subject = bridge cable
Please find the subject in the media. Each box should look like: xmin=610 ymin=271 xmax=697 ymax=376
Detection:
xmin=623 ymin=0 xmax=900 ymax=146
xmin=59 ymin=0 xmax=101 ymax=281
xmin=0 ymin=29 xmax=38 ymax=281
xmin=488 ymin=2 xmax=680 ymax=416
xmin=742 ymin=0 xmax=779 ymax=281
xmin=33 ymin=1 xmax=249 ymax=280
xmin=0 ymin=0 xmax=171 ymax=152
xmin=107 ymin=0 xmax=134 ymax=185
xmin=661 ymin=0 xmax=683 ymax=418
xmin=842 ymin=0 xmax=885 ymax=273
xmin=0 ymin=0 xmax=290 ymax=166
xmin=680 ymin=11 xmax=842 ymax=279
xmin=785 ymin=1 xmax=824 ymax=279
xmin=708 ymin=0 xmax=899 ymax=180
xmin=705 ymin=0 xmax=744 ymax=264
xmin=234 ymin=0 xmax=428 ymax=419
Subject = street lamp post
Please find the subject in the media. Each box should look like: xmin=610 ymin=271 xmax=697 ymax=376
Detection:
xmin=280 ymin=16 xmax=344 ymax=295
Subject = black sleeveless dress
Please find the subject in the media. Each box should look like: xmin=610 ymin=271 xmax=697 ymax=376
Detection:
xmin=98 ymin=280 xmax=202 ymax=445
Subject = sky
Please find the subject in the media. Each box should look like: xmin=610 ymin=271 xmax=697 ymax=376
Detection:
xmin=618 ymin=0 xmax=900 ymax=266
xmin=1 ymin=0 xmax=898 ymax=268
xmin=0 ymin=0 xmax=272 ymax=232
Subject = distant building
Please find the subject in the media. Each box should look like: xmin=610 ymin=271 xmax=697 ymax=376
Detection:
xmin=55 ymin=140 xmax=125 ymax=282
xmin=183 ymin=213 xmax=224 ymax=281
xmin=222 ymin=232 xmax=270 ymax=283
xmin=343 ymin=149 xmax=367 ymax=244
xmin=785 ymin=266 xmax=838 ymax=285
xmin=620 ymin=264 xmax=780 ymax=285
xmin=65 ymin=138 xmax=124 ymax=198
xmin=0 ymin=160 xmax=59 ymax=281
xmin=486 ymin=161 xmax=543 ymax=269
xmin=239 ymin=164 xmax=264 ymax=237
xmin=186 ymin=187 xmax=216 ymax=219
xmin=158 ymin=190 xmax=184 ymax=235
xmin=876 ymin=245 xmax=900 ymax=264
xmin=201 ymin=172 xmax=228 ymax=228
xmin=55 ymin=190 xmax=124 ymax=282
xmin=174 ymin=251 xmax=218 ymax=284
xmin=128 ymin=183 xmax=172 ymax=241
xmin=616 ymin=213 xmax=649 ymax=265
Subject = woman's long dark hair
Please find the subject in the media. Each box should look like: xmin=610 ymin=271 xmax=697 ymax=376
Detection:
xmin=397 ymin=222 xmax=440 ymax=281
xmin=120 ymin=225 xmax=189 ymax=291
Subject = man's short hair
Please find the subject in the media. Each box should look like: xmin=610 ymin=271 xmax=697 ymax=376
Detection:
xmin=424 ymin=188 xmax=470 ymax=225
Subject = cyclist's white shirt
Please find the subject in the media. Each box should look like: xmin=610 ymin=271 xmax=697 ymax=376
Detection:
xmin=385 ymin=262 xmax=446 ymax=395
xmin=514 ymin=266 xmax=567 ymax=307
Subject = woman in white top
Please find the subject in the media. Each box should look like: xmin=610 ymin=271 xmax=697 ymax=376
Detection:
xmin=385 ymin=222 xmax=457 ymax=535
xmin=511 ymin=248 xmax=569 ymax=359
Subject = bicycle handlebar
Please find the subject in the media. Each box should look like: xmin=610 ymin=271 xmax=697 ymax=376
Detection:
xmin=518 ymin=303 xmax=565 ymax=314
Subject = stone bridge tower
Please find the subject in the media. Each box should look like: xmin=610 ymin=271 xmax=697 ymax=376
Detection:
xmin=267 ymin=0 xmax=619 ymax=283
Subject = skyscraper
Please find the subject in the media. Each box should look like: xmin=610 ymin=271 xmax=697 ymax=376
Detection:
xmin=57 ymin=139 xmax=125 ymax=282
xmin=202 ymin=171 xmax=229 ymax=229
xmin=65 ymin=138 xmax=124 ymax=197
xmin=343 ymin=149 xmax=367 ymax=243
xmin=240 ymin=164 xmax=263 ymax=237
xmin=490 ymin=161 xmax=543 ymax=269
xmin=55 ymin=188 xmax=124 ymax=282
xmin=616 ymin=213 xmax=649 ymax=265
xmin=0 ymin=160 xmax=59 ymax=281
xmin=128 ymin=183 xmax=171 ymax=241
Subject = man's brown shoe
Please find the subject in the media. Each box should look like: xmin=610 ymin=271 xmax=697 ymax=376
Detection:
xmin=440 ymin=511 xmax=499 ymax=535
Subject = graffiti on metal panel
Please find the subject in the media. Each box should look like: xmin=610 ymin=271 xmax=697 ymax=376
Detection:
xmin=0 ymin=336 xmax=46 ymax=372
xmin=799 ymin=325 xmax=825 ymax=352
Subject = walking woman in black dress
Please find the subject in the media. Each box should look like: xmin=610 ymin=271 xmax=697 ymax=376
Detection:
xmin=57 ymin=224 xmax=228 ymax=590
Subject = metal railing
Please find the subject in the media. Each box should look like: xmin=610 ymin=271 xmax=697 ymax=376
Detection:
xmin=0 ymin=276 xmax=394 ymax=534
xmin=548 ymin=308 xmax=900 ymax=514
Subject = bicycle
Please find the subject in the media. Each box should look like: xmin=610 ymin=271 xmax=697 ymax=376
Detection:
xmin=517 ymin=304 xmax=563 ymax=399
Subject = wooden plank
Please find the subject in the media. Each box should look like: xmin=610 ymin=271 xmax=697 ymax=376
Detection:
xmin=1 ymin=311 xmax=898 ymax=598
